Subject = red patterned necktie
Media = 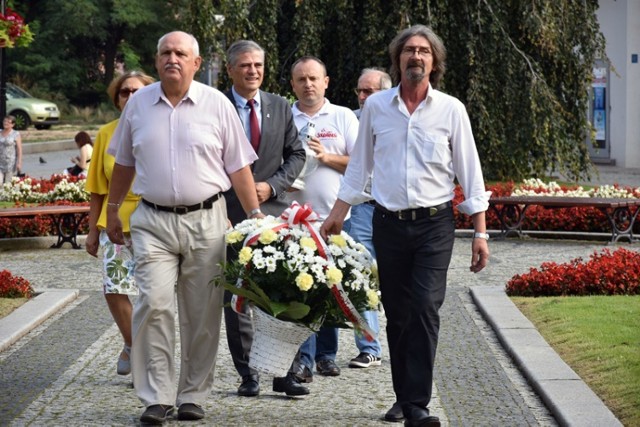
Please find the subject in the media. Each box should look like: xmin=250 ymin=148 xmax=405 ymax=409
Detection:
xmin=247 ymin=99 xmax=260 ymax=153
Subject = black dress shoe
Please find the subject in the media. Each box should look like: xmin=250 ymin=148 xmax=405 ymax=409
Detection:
xmin=140 ymin=404 xmax=174 ymax=425
xmin=316 ymin=359 xmax=341 ymax=376
xmin=177 ymin=403 xmax=205 ymax=421
xmin=403 ymin=406 xmax=440 ymax=427
xmin=384 ymin=402 xmax=404 ymax=422
xmin=272 ymin=372 xmax=310 ymax=396
xmin=238 ymin=374 xmax=260 ymax=397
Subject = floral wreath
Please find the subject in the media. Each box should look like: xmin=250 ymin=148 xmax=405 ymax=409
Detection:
xmin=217 ymin=202 xmax=380 ymax=339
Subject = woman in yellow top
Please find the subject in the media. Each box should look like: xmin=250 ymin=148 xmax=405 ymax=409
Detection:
xmin=85 ymin=71 xmax=154 ymax=376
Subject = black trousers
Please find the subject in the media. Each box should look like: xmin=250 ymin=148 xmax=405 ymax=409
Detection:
xmin=223 ymin=290 xmax=258 ymax=378
xmin=372 ymin=206 xmax=455 ymax=412
xmin=223 ymin=245 xmax=258 ymax=379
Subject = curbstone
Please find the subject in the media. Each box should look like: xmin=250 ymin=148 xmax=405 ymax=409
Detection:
xmin=21 ymin=140 xmax=76 ymax=154
xmin=471 ymin=286 xmax=623 ymax=427
xmin=0 ymin=288 xmax=79 ymax=352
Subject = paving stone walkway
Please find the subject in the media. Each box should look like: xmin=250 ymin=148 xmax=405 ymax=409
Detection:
xmin=3 ymin=237 xmax=631 ymax=426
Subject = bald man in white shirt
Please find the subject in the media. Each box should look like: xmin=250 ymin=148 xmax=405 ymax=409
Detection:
xmin=106 ymin=31 xmax=263 ymax=425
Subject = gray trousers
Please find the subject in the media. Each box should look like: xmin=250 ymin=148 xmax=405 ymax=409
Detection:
xmin=129 ymin=200 xmax=226 ymax=407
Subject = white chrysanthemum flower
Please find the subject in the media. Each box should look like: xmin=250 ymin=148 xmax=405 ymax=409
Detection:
xmin=253 ymin=258 xmax=266 ymax=270
xmin=264 ymin=257 xmax=277 ymax=273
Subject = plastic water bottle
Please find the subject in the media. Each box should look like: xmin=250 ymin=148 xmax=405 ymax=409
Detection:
xmin=299 ymin=121 xmax=318 ymax=175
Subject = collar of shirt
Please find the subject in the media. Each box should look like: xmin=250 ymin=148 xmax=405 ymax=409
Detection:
xmin=230 ymin=87 xmax=262 ymax=138
xmin=291 ymin=97 xmax=332 ymax=119
xmin=147 ymin=80 xmax=203 ymax=108
xmin=231 ymin=86 xmax=262 ymax=109
xmin=390 ymin=83 xmax=437 ymax=114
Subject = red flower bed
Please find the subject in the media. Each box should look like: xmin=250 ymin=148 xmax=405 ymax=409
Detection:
xmin=453 ymin=182 xmax=638 ymax=234
xmin=0 ymin=270 xmax=34 ymax=298
xmin=0 ymin=199 xmax=89 ymax=238
xmin=506 ymin=248 xmax=640 ymax=296
xmin=1 ymin=179 xmax=638 ymax=238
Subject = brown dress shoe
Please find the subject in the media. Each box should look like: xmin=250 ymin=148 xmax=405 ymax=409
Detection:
xmin=177 ymin=403 xmax=204 ymax=421
xmin=140 ymin=404 xmax=174 ymax=425
xmin=316 ymin=359 xmax=341 ymax=376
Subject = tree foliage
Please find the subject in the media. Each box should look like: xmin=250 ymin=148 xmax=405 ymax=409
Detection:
xmin=8 ymin=0 xmax=185 ymax=105
xmin=189 ymin=0 xmax=605 ymax=181
xmin=4 ymin=0 xmax=605 ymax=180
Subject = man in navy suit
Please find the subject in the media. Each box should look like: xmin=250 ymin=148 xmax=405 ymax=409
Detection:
xmin=223 ymin=40 xmax=307 ymax=397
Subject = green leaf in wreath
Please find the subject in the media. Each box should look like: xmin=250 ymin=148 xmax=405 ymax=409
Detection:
xmin=277 ymin=301 xmax=311 ymax=320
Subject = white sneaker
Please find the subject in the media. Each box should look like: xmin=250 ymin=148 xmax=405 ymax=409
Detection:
xmin=348 ymin=352 xmax=382 ymax=368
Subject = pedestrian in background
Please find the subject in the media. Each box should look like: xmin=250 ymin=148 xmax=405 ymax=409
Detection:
xmin=0 ymin=115 xmax=22 ymax=183
xmin=64 ymin=131 xmax=93 ymax=177
xmin=84 ymin=70 xmax=155 ymax=378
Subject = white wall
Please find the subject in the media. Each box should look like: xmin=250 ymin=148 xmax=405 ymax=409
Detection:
xmin=597 ymin=0 xmax=640 ymax=168
xmin=623 ymin=0 xmax=640 ymax=167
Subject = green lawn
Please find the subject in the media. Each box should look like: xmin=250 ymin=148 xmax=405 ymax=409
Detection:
xmin=0 ymin=298 xmax=28 ymax=318
xmin=512 ymin=295 xmax=640 ymax=426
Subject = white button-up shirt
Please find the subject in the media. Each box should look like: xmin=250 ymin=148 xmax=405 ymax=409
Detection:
xmin=339 ymin=84 xmax=490 ymax=215
xmin=109 ymin=81 xmax=258 ymax=206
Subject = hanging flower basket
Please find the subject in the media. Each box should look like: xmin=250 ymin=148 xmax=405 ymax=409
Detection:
xmin=248 ymin=306 xmax=317 ymax=376
xmin=0 ymin=7 xmax=34 ymax=48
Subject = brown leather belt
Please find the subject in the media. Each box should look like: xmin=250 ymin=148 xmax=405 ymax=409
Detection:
xmin=142 ymin=193 xmax=222 ymax=215
xmin=375 ymin=201 xmax=452 ymax=221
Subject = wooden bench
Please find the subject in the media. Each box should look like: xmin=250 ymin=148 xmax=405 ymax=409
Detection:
xmin=0 ymin=205 xmax=90 ymax=249
xmin=489 ymin=196 xmax=640 ymax=243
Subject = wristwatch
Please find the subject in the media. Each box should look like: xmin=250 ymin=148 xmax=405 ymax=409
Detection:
xmin=473 ymin=232 xmax=490 ymax=240
xmin=248 ymin=208 xmax=262 ymax=218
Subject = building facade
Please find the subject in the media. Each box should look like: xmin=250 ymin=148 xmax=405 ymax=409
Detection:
xmin=594 ymin=0 xmax=640 ymax=167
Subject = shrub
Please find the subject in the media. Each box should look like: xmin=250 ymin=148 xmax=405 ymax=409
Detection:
xmin=0 ymin=270 xmax=34 ymax=298
xmin=506 ymin=248 xmax=640 ymax=297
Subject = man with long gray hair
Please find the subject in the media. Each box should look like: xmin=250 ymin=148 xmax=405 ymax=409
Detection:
xmin=321 ymin=25 xmax=490 ymax=426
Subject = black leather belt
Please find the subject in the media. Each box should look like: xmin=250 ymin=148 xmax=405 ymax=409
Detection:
xmin=142 ymin=193 xmax=222 ymax=215
xmin=375 ymin=201 xmax=452 ymax=221
xmin=365 ymin=199 xmax=376 ymax=206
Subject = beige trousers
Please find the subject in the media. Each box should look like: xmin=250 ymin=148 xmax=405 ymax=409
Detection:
xmin=129 ymin=200 xmax=226 ymax=407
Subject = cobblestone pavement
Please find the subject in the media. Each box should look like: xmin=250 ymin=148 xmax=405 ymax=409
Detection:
xmin=3 ymin=237 xmax=632 ymax=426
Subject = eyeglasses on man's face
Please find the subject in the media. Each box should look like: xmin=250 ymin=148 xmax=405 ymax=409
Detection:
xmin=354 ymin=88 xmax=381 ymax=96
xmin=401 ymin=46 xmax=433 ymax=57
xmin=119 ymin=88 xmax=138 ymax=98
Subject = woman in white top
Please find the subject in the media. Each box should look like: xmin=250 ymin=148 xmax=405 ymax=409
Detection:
xmin=65 ymin=131 xmax=93 ymax=177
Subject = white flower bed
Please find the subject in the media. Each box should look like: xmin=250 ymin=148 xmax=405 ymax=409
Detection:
xmin=511 ymin=178 xmax=639 ymax=199
xmin=0 ymin=176 xmax=89 ymax=203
